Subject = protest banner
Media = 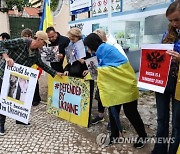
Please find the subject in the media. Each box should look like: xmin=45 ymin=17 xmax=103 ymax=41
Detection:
xmin=47 ymin=75 xmax=90 ymax=127
xmin=85 ymin=56 xmax=98 ymax=80
xmin=65 ymin=40 xmax=86 ymax=64
xmin=0 ymin=63 xmax=39 ymax=124
xmin=138 ymin=44 xmax=173 ymax=93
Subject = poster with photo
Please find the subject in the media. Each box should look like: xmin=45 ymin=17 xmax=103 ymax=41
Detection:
xmin=138 ymin=44 xmax=173 ymax=93
xmin=40 ymin=46 xmax=59 ymax=63
xmin=85 ymin=56 xmax=98 ymax=80
xmin=65 ymin=40 xmax=86 ymax=64
xmin=0 ymin=63 xmax=39 ymax=124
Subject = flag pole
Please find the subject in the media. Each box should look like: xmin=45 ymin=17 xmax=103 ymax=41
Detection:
xmin=107 ymin=0 xmax=112 ymax=35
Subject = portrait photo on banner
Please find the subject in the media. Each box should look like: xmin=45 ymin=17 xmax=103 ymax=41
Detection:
xmin=7 ymin=74 xmax=29 ymax=103
xmin=85 ymin=56 xmax=98 ymax=80
xmin=40 ymin=45 xmax=59 ymax=64
xmin=65 ymin=39 xmax=86 ymax=64
xmin=0 ymin=63 xmax=39 ymax=124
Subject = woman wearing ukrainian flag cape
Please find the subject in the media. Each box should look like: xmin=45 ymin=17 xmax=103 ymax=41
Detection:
xmin=84 ymin=33 xmax=147 ymax=147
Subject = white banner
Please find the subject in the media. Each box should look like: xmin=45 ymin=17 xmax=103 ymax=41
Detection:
xmin=0 ymin=63 xmax=39 ymax=124
xmin=70 ymin=0 xmax=92 ymax=15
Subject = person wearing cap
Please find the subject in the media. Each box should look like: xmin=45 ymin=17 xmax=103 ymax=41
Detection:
xmin=0 ymin=31 xmax=63 ymax=136
xmin=46 ymin=27 xmax=70 ymax=72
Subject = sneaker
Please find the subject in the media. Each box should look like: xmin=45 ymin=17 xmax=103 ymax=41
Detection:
xmin=16 ymin=121 xmax=30 ymax=125
xmin=91 ymin=116 xmax=104 ymax=125
xmin=134 ymin=137 xmax=146 ymax=149
xmin=0 ymin=124 xmax=5 ymax=136
xmin=106 ymin=122 xmax=111 ymax=132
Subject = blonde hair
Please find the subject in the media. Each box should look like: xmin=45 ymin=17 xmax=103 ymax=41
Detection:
xmin=93 ymin=29 xmax=107 ymax=42
xmin=67 ymin=27 xmax=82 ymax=39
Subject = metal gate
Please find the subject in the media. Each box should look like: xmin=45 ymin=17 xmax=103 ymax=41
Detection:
xmin=9 ymin=16 xmax=40 ymax=38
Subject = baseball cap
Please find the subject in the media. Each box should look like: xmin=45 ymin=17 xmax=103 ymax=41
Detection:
xmin=35 ymin=31 xmax=51 ymax=44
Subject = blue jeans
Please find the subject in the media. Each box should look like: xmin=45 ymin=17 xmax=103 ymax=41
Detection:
xmin=152 ymin=90 xmax=177 ymax=154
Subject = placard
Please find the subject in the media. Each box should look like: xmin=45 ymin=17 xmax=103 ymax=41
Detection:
xmin=0 ymin=63 xmax=39 ymax=124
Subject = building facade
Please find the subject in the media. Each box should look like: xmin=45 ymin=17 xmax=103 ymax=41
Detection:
xmin=69 ymin=0 xmax=174 ymax=51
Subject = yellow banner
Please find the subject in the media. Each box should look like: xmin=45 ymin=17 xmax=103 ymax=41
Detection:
xmin=47 ymin=75 xmax=90 ymax=127
xmin=177 ymin=144 xmax=180 ymax=154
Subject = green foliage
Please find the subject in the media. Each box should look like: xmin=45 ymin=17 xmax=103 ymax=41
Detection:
xmin=50 ymin=0 xmax=59 ymax=12
xmin=116 ymin=31 xmax=125 ymax=38
xmin=6 ymin=0 xmax=31 ymax=12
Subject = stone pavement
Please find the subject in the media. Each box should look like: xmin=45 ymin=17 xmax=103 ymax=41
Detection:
xmin=0 ymin=98 xmax=154 ymax=154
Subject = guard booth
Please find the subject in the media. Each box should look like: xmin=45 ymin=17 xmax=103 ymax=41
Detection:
xmin=9 ymin=16 xmax=40 ymax=38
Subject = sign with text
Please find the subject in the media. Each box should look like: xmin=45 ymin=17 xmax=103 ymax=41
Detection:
xmin=92 ymin=0 xmax=121 ymax=16
xmin=0 ymin=63 xmax=39 ymax=124
xmin=47 ymin=75 xmax=90 ymax=127
xmin=138 ymin=44 xmax=173 ymax=93
xmin=70 ymin=0 xmax=92 ymax=15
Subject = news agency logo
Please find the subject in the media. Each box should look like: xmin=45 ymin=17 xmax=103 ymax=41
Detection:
xmin=96 ymin=133 xmax=110 ymax=147
xmin=96 ymin=133 xmax=175 ymax=146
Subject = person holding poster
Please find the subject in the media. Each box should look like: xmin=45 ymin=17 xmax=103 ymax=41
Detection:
xmin=46 ymin=27 xmax=70 ymax=72
xmin=0 ymin=31 xmax=63 ymax=135
xmin=64 ymin=27 xmax=89 ymax=78
xmin=64 ymin=27 xmax=94 ymax=127
xmin=84 ymin=33 xmax=147 ymax=148
xmin=152 ymin=1 xmax=180 ymax=154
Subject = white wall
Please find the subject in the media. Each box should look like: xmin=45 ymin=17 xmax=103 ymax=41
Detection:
xmin=0 ymin=12 xmax=10 ymax=34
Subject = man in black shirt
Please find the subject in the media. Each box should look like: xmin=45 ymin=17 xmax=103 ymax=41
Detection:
xmin=46 ymin=27 xmax=70 ymax=72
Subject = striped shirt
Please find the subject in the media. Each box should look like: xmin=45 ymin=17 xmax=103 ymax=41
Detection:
xmin=0 ymin=38 xmax=56 ymax=79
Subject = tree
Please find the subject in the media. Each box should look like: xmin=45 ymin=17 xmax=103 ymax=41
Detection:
xmin=6 ymin=0 xmax=31 ymax=12
xmin=50 ymin=0 xmax=59 ymax=12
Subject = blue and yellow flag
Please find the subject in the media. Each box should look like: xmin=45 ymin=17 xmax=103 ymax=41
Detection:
xmin=34 ymin=0 xmax=53 ymax=76
xmin=39 ymin=0 xmax=53 ymax=31
xmin=96 ymin=43 xmax=139 ymax=107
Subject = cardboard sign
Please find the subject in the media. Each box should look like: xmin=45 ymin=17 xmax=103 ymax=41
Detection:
xmin=0 ymin=63 xmax=39 ymax=124
xmin=47 ymin=75 xmax=90 ymax=127
xmin=41 ymin=46 xmax=59 ymax=63
xmin=85 ymin=56 xmax=98 ymax=80
xmin=65 ymin=40 xmax=86 ymax=64
xmin=138 ymin=44 xmax=173 ymax=93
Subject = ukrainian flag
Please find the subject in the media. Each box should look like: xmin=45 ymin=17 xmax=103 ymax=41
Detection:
xmin=96 ymin=43 xmax=139 ymax=107
xmin=34 ymin=0 xmax=53 ymax=76
xmin=39 ymin=0 xmax=53 ymax=31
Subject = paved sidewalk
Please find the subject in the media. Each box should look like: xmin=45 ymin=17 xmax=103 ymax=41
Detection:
xmin=0 ymin=102 xmax=153 ymax=154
